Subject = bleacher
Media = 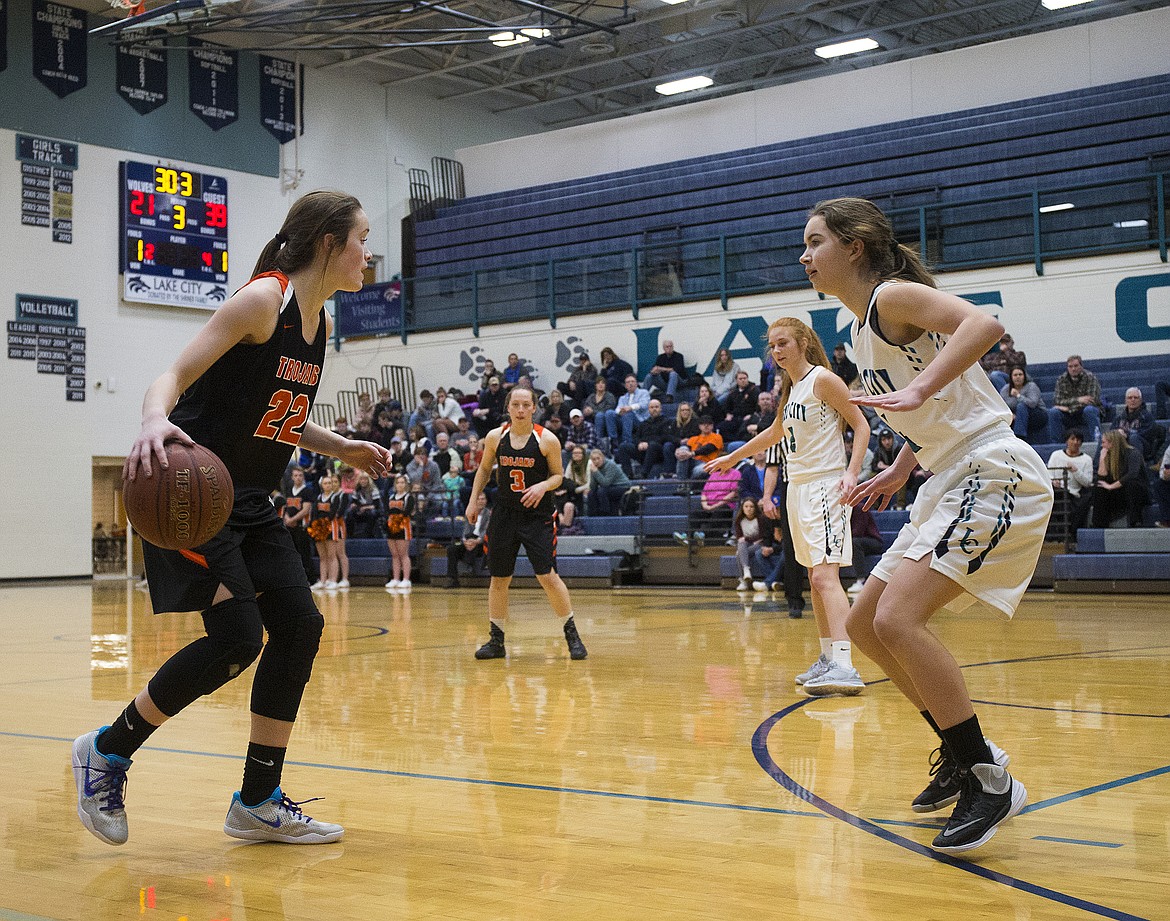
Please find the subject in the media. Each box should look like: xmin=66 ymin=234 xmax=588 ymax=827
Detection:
xmin=1054 ymin=528 xmax=1170 ymax=592
xmin=414 ymin=75 xmax=1170 ymax=287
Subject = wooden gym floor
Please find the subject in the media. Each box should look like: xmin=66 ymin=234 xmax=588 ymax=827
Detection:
xmin=2 ymin=580 xmax=1166 ymax=921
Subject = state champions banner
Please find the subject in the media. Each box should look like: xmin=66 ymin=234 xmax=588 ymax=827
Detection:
xmin=335 ymin=281 xmax=402 ymax=339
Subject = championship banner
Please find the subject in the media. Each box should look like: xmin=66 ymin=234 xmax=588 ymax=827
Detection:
xmin=188 ymin=39 xmax=238 ymax=131
xmin=16 ymin=134 xmax=77 ymax=241
xmin=116 ymin=37 xmax=167 ymax=115
xmin=335 ymin=280 xmax=402 ymax=339
xmin=258 ymin=54 xmax=302 ymax=143
xmin=31 ymin=0 xmax=87 ymax=98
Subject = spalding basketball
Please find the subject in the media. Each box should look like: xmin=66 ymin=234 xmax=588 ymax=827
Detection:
xmin=124 ymin=442 xmax=234 ymax=550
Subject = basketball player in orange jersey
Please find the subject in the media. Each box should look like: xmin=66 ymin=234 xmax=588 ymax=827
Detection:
xmin=466 ymin=385 xmax=588 ymax=660
xmin=72 ymin=191 xmax=391 ymax=847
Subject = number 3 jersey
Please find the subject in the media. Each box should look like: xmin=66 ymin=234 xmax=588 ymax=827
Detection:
xmin=168 ymin=271 xmax=325 ymax=492
xmin=494 ymin=423 xmax=554 ymax=518
xmin=851 ymin=280 xmax=1010 ymax=473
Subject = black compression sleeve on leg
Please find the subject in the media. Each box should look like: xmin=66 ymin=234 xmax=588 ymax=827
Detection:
xmin=251 ymin=587 xmax=324 ymax=722
xmin=147 ymin=596 xmax=265 ymax=717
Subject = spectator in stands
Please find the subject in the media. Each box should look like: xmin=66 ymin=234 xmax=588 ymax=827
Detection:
xmin=384 ymin=474 xmax=415 ymax=591
xmin=539 ymin=387 xmax=573 ymax=426
xmin=720 ymin=370 xmax=760 ymax=442
xmin=583 ymin=448 xmax=631 ymax=516
xmin=387 ymin=436 xmax=410 ymax=477
xmin=641 ymin=339 xmax=686 ymax=402
xmin=848 ymin=505 xmax=884 ymax=595
xmin=617 ymin=397 xmax=671 ymax=478
xmin=565 ymin=445 xmax=592 ymax=509
xmin=978 ymin=332 xmax=1024 ymax=392
xmin=694 ymin=463 xmax=741 ymax=540
xmin=1091 ymin=429 xmax=1148 ymax=528
xmin=1155 ymin=381 xmax=1170 ymax=421
xmin=830 ymin=343 xmax=858 ymax=387
xmin=675 ymin=414 xmax=724 ymax=480
xmin=550 ymin=473 xmax=581 ymax=534
xmin=516 ymin=374 xmax=544 ymax=406
xmin=471 ymin=376 xmax=506 ymax=437
xmin=873 ymin=428 xmax=924 ymax=509
xmin=446 ymin=493 xmax=489 ymax=587
xmin=1048 ymin=429 xmax=1094 ymax=533
xmin=408 ymin=390 xmax=437 ymax=440
xmin=405 ymin=445 xmax=443 ymax=516
xmin=693 ymin=382 xmax=720 ymax=421
xmin=582 ymin=377 xmax=616 ymax=428
xmin=733 ymin=497 xmax=767 ymax=591
xmin=760 ymin=353 xmax=777 ymax=395
xmin=1155 ymin=442 xmax=1170 ymax=528
xmin=439 ymin=462 xmax=465 ymax=519
xmin=564 ymin=353 xmax=598 ymax=403
xmin=451 ymin=415 xmax=474 ymax=453
xmin=432 ymin=387 xmax=464 ymax=435
xmin=544 ymin=412 xmax=567 ymax=447
xmin=604 ymin=374 xmax=651 ymax=450
xmin=662 ymin=401 xmax=700 ymax=476
xmin=371 ymin=409 xmax=400 ymax=449
xmin=502 ymin=352 xmax=528 ymax=391
xmin=1115 ymin=387 xmax=1165 ymax=463
xmin=843 ymin=429 xmax=875 ymax=482
xmin=431 ymin=431 xmax=461 ymax=476
xmin=564 ymin=407 xmax=597 ymax=456
xmin=599 ymin=346 xmax=634 ymax=396
xmin=998 ymin=333 xmax=1027 ymax=375
xmin=461 ymin=434 xmax=484 ymax=484
xmin=709 ymin=348 xmax=741 ymax=403
xmin=479 ymin=359 xmax=498 ymax=390
xmin=331 ymin=416 xmax=353 ymax=438
xmin=737 ymin=451 xmax=769 ymax=502
xmin=1048 ymin=355 xmax=1103 ymax=442
xmin=355 ymin=392 xmax=375 ymax=431
xmin=751 ymin=516 xmax=787 ymax=593
xmin=345 ymin=470 xmax=384 ymax=539
xmin=406 ymin=423 xmax=432 ymax=459
xmin=1000 ymin=366 xmax=1047 ymax=444
xmin=734 ymin=391 xmax=776 ymax=449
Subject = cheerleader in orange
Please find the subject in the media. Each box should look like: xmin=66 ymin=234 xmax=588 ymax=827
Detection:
xmin=309 ymin=474 xmax=349 ymax=589
xmin=384 ymin=473 xmax=416 ymax=591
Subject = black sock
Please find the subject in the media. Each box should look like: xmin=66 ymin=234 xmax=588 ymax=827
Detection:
xmin=938 ymin=715 xmax=993 ymax=771
xmin=96 ymin=700 xmax=159 ymax=760
xmin=921 ymin=710 xmax=943 ymax=739
xmin=240 ymin=743 xmax=286 ymax=807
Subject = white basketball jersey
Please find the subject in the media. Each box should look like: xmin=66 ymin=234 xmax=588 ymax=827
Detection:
xmin=781 ymin=365 xmax=847 ymax=484
xmin=851 ymin=281 xmax=1011 ymax=472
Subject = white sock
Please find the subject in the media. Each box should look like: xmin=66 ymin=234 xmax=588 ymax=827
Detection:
xmin=489 ymin=617 xmax=505 ymax=631
xmin=560 ymin=611 xmax=574 ymax=624
xmin=831 ymin=640 xmax=853 ymax=669
xmin=742 ymin=569 xmax=752 ymax=579
xmin=819 ymin=637 xmax=832 ymax=658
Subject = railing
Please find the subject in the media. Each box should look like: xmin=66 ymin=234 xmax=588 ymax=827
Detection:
xmin=365 ymin=171 xmax=1168 ymax=344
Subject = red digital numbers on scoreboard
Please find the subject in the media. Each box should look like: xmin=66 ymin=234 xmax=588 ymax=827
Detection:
xmin=204 ymin=201 xmax=228 ymax=228
xmin=129 ymin=190 xmax=156 ymax=217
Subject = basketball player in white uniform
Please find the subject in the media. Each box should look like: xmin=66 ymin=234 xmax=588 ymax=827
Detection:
xmin=706 ymin=317 xmax=870 ymax=696
xmin=801 ymin=197 xmax=1053 ymax=855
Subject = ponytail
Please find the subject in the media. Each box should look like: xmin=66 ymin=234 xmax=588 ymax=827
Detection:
xmin=251 ymin=189 xmax=363 ymax=280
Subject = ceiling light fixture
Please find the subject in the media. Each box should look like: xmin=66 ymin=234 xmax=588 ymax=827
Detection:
xmin=1041 ymin=0 xmax=1094 ymax=10
xmin=490 ymin=31 xmax=528 ymax=46
xmin=655 ymin=75 xmax=714 ymax=96
xmin=814 ymin=37 xmax=879 ymax=59
xmin=1113 ymin=219 xmax=1148 ymax=228
xmin=1038 ymin=203 xmax=1075 ymax=213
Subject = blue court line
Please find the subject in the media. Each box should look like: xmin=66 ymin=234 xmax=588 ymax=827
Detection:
xmin=8 ymin=729 xmax=826 ymax=821
xmin=1022 ymin=763 xmax=1170 ymax=814
xmin=1033 ymin=836 xmax=1123 ymax=849
xmin=971 ymin=698 xmax=1168 ymax=719
xmin=752 ymin=699 xmax=1154 ymax=921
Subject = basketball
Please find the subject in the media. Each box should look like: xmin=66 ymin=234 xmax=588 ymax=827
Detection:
xmin=124 ymin=442 xmax=234 ymax=550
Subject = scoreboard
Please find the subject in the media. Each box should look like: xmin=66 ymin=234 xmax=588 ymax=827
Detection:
xmin=119 ymin=161 xmax=230 ymax=309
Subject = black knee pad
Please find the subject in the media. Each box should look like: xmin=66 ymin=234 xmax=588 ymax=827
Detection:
xmin=148 ymin=596 xmax=264 ymax=716
xmin=252 ymin=587 xmax=324 ymax=721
